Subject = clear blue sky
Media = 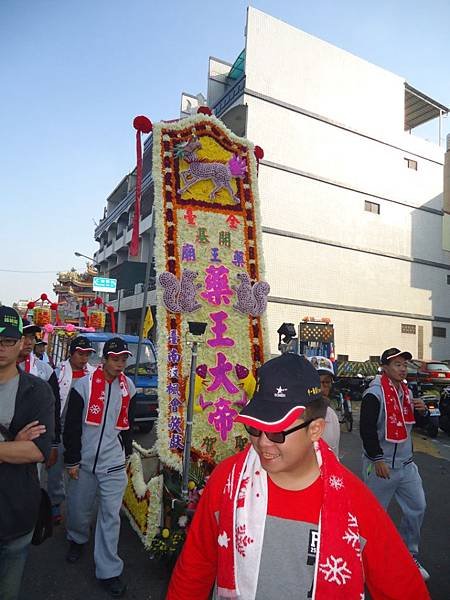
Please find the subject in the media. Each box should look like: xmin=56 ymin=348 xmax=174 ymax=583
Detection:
xmin=1 ymin=0 xmax=449 ymax=305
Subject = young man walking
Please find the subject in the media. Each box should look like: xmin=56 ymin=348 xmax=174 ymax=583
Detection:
xmin=64 ymin=337 xmax=136 ymax=598
xmin=0 ymin=306 xmax=55 ymax=600
xmin=308 ymin=355 xmax=340 ymax=456
xmin=17 ymin=319 xmax=61 ymax=468
xmin=360 ymin=347 xmax=430 ymax=580
xmin=34 ymin=339 xmax=52 ymax=365
xmin=167 ymin=353 xmax=429 ymax=599
xmin=47 ymin=335 xmax=96 ymax=523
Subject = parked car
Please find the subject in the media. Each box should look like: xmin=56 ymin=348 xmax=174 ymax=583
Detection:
xmin=411 ymin=360 xmax=450 ymax=387
xmin=81 ymin=333 xmax=158 ymax=433
xmin=406 ymin=361 xmax=419 ymax=388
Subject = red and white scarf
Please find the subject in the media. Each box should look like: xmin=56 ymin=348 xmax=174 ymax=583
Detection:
xmin=216 ymin=438 xmax=364 ymax=599
xmin=22 ymin=353 xmax=39 ymax=375
xmin=380 ymin=374 xmax=415 ymax=443
xmin=85 ymin=366 xmax=131 ymax=430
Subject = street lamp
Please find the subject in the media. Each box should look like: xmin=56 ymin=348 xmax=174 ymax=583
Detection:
xmin=181 ymin=321 xmax=207 ymax=500
xmin=74 ymin=251 xmax=96 ymax=263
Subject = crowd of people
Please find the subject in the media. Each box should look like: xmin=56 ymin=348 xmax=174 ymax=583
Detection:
xmin=0 ymin=306 xmax=136 ymax=599
xmin=0 ymin=304 xmax=433 ymax=599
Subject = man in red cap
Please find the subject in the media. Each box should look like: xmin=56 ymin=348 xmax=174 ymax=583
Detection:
xmin=360 ymin=347 xmax=429 ymax=580
xmin=167 ymin=353 xmax=429 ymax=599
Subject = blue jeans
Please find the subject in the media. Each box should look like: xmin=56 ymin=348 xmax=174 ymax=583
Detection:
xmin=0 ymin=530 xmax=34 ymax=600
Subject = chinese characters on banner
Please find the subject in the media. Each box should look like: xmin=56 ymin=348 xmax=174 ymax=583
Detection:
xmin=153 ymin=115 xmax=270 ymax=470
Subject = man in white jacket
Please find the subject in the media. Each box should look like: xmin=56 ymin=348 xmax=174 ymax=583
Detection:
xmin=48 ymin=336 xmax=96 ymax=523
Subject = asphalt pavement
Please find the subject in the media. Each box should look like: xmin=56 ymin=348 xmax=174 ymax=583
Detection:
xmin=21 ymin=410 xmax=450 ymax=600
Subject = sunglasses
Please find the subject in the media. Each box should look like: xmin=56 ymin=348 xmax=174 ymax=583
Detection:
xmin=244 ymin=419 xmax=316 ymax=444
xmin=0 ymin=338 xmax=20 ymax=348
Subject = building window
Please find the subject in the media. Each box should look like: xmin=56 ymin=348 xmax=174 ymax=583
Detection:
xmin=447 ymin=274 xmax=450 ymax=285
xmin=404 ymin=158 xmax=418 ymax=170
xmin=433 ymin=327 xmax=446 ymax=338
xmin=401 ymin=324 xmax=416 ymax=335
xmin=364 ymin=200 xmax=380 ymax=214
xmin=337 ymin=354 xmax=349 ymax=361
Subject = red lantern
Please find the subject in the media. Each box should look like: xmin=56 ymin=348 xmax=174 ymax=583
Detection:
xmin=34 ymin=306 xmax=51 ymax=326
xmin=133 ymin=115 xmax=153 ymax=134
xmin=27 ymin=301 xmax=35 ymax=310
xmin=197 ymin=106 xmax=212 ymax=116
xmin=254 ymin=146 xmax=264 ymax=160
xmin=40 ymin=293 xmax=48 ymax=302
xmin=50 ymin=303 xmax=58 ymax=311
xmin=90 ymin=311 xmax=106 ymax=329
xmin=95 ymin=296 xmax=103 ymax=306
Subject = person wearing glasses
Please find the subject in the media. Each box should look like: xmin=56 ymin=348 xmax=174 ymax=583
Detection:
xmin=167 ymin=353 xmax=429 ymax=600
xmin=0 ymin=306 xmax=55 ymax=600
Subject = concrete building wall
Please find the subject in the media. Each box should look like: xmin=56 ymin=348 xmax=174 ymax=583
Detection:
xmin=241 ymin=7 xmax=450 ymax=360
xmin=266 ymin=301 xmax=446 ymax=362
xmin=245 ymin=7 xmax=405 ymax=136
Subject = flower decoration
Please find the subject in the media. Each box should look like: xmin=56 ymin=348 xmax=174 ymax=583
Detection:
xmin=152 ymin=113 xmax=270 ymax=473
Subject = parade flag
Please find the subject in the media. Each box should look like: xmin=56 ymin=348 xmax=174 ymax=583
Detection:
xmin=143 ymin=306 xmax=154 ymax=337
xmin=152 ymin=112 xmax=270 ymax=470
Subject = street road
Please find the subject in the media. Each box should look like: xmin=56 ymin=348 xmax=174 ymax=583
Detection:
xmin=21 ymin=412 xmax=450 ymax=600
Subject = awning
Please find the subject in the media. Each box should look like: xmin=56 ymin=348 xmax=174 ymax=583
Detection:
xmin=228 ymin=49 xmax=245 ymax=81
xmin=405 ymin=83 xmax=449 ymax=130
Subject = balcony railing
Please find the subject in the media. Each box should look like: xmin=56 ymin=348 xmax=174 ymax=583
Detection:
xmin=213 ymin=76 xmax=246 ymax=117
xmin=95 ymin=172 xmax=154 ymax=238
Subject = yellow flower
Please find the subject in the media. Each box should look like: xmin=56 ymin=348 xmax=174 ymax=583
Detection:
xmin=187 ymin=481 xmax=196 ymax=491
xmin=161 ymin=528 xmax=170 ymax=539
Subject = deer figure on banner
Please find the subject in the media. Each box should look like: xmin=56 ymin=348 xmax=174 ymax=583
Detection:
xmin=176 ymin=135 xmax=246 ymax=204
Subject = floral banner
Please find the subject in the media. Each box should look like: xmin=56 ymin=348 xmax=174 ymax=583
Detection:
xmin=122 ymin=451 xmax=163 ymax=549
xmin=153 ymin=114 xmax=270 ymax=470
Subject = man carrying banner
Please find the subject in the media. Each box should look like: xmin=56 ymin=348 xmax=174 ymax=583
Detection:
xmin=167 ymin=353 xmax=429 ymax=599
xmin=64 ymin=337 xmax=136 ymax=598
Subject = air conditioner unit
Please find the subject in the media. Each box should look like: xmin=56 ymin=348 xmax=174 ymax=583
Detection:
xmin=134 ymin=283 xmax=144 ymax=295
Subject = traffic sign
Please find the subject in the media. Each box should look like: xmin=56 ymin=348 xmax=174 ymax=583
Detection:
xmin=93 ymin=277 xmax=117 ymax=293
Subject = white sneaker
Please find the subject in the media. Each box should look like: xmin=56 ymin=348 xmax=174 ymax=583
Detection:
xmin=413 ymin=557 xmax=430 ymax=581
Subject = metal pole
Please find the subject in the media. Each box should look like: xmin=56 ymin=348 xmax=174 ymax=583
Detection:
xmin=181 ymin=340 xmax=198 ymax=500
xmin=134 ymin=221 xmax=155 ymax=379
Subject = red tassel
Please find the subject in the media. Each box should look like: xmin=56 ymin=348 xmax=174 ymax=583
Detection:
xmin=130 ymin=116 xmax=152 ymax=257
xmin=254 ymin=146 xmax=264 ymax=175
xmin=106 ymin=305 xmax=116 ymax=333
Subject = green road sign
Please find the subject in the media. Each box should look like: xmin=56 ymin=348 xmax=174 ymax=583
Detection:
xmin=93 ymin=277 xmax=117 ymax=293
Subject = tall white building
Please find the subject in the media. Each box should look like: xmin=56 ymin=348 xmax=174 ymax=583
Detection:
xmin=95 ymin=7 xmax=450 ymax=360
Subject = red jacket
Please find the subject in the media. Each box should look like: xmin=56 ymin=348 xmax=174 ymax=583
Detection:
xmin=167 ymin=451 xmax=429 ymax=600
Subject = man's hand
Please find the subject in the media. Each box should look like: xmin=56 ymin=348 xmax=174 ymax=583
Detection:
xmin=67 ymin=465 xmax=79 ymax=480
xmin=375 ymin=461 xmax=390 ymax=479
xmin=413 ymin=397 xmax=427 ymax=413
xmin=46 ymin=447 xmax=58 ymax=469
xmin=15 ymin=421 xmax=46 ymax=442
